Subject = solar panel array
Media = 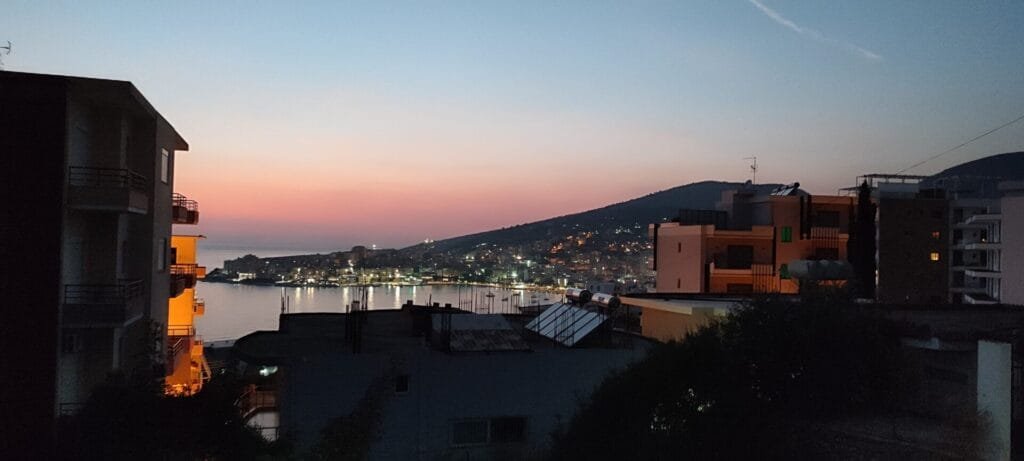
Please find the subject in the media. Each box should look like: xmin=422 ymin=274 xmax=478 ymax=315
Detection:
xmin=525 ymin=302 xmax=608 ymax=347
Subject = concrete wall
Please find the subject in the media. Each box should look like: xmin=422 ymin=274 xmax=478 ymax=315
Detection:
xmin=877 ymin=198 xmax=949 ymax=303
xmin=653 ymin=224 xmax=706 ymax=292
xmin=0 ymin=73 xmax=67 ymax=455
xmin=639 ymin=307 xmax=717 ymax=342
xmin=1001 ymin=196 xmax=1024 ymax=305
xmin=977 ymin=340 xmax=1012 ymax=461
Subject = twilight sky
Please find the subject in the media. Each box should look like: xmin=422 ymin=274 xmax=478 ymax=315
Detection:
xmin=6 ymin=1 xmax=1024 ymax=250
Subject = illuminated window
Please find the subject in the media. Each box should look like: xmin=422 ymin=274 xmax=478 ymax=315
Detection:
xmin=931 ymin=231 xmax=941 ymax=239
xmin=930 ymin=252 xmax=940 ymax=262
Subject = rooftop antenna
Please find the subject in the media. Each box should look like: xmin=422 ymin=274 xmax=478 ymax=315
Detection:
xmin=744 ymin=156 xmax=758 ymax=184
xmin=0 ymin=41 xmax=11 ymax=69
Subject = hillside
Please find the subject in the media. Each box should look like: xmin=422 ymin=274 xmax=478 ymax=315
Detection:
xmin=401 ymin=181 xmax=778 ymax=254
xmin=928 ymin=151 xmax=1024 ymax=180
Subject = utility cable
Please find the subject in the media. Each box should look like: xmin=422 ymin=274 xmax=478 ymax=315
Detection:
xmin=897 ymin=111 xmax=1024 ymax=174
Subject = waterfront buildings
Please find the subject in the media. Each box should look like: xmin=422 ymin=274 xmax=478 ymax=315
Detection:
xmin=649 ymin=183 xmax=855 ymax=294
xmin=0 ymin=70 xmax=192 ymax=451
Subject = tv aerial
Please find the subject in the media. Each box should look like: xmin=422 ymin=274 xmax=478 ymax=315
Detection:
xmin=0 ymin=41 xmax=11 ymax=69
xmin=744 ymin=156 xmax=758 ymax=184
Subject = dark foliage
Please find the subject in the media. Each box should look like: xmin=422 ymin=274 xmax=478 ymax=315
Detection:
xmin=307 ymin=376 xmax=391 ymax=461
xmin=56 ymin=372 xmax=283 ymax=461
xmin=549 ymin=293 xmax=905 ymax=460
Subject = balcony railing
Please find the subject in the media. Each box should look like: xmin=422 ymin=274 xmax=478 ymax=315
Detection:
xmin=69 ymin=166 xmax=147 ymax=190
xmin=168 ymin=325 xmax=196 ymax=337
xmin=68 ymin=167 xmax=148 ymax=214
xmin=172 ymin=193 xmax=200 ymax=224
xmin=166 ymin=334 xmax=190 ymax=376
xmin=63 ymin=280 xmax=144 ymax=327
xmin=236 ymin=387 xmax=278 ymax=421
xmin=170 ymin=264 xmax=198 ymax=297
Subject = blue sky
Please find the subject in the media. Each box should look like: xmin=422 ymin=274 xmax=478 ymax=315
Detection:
xmin=5 ymin=1 xmax=1024 ymax=248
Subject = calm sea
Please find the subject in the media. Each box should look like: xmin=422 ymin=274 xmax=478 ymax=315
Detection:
xmin=193 ymin=246 xmax=558 ymax=341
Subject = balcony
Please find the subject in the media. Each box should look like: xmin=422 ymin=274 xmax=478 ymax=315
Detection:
xmin=170 ymin=264 xmax=198 ymax=297
xmin=964 ymin=292 xmax=999 ymax=305
xmin=964 ymin=213 xmax=1001 ymax=225
xmin=62 ymin=280 xmax=144 ymax=327
xmin=172 ymin=193 xmax=200 ymax=224
xmin=165 ymin=333 xmax=191 ymax=376
xmin=67 ymin=167 xmax=148 ymax=214
xmin=962 ymin=241 xmax=1001 ymax=251
xmin=965 ymin=269 xmax=1001 ymax=279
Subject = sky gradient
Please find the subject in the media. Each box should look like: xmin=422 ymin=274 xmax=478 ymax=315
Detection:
xmin=5 ymin=1 xmax=1024 ymax=250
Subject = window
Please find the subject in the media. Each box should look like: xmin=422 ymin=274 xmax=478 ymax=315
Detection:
xmin=451 ymin=420 xmax=489 ymax=446
xmin=676 ymin=278 xmax=681 ymax=289
xmin=451 ymin=417 xmax=527 ymax=447
xmin=931 ymin=231 xmax=941 ymax=239
xmin=726 ymin=283 xmax=753 ymax=294
xmin=157 ymin=238 xmax=167 ymax=270
xmin=780 ymin=226 xmax=792 ymax=243
xmin=395 ymin=375 xmax=409 ymax=393
xmin=62 ymin=332 xmax=82 ymax=354
xmin=726 ymin=245 xmax=754 ymax=269
xmin=677 ymin=242 xmax=682 ymax=253
xmin=160 ymin=149 xmax=169 ymax=184
xmin=814 ymin=248 xmax=840 ymax=260
xmin=930 ymin=252 xmax=940 ymax=262
xmin=490 ymin=417 xmax=526 ymax=443
xmin=815 ymin=211 xmax=840 ymax=227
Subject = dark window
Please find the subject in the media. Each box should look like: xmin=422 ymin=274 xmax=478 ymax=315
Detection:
xmin=395 ymin=375 xmax=409 ymax=393
xmin=452 ymin=420 xmax=489 ymax=446
xmin=814 ymin=248 xmax=840 ymax=260
xmin=490 ymin=417 xmax=526 ymax=443
xmin=931 ymin=209 xmax=944 ymax=219
xmin=779 ymin=264 xmax=790 ymax=279
xmin=815 ymin=211 xmax=840 ymax=227
xmin=924 ymin=366 xmax=968 ymax=384
xmin=726 ymin=245 xmax=754 ymax=269
xmin=61 ymin=332 xmax=81 ymax=354
xmin=677 ymin=242 xmax=681 ymax=253
xmin=676 ymin=278 xmax=681 ymax=289
xmin=726 ymin=284 xmax=753 ymax=294
xmin=780 ymin=226 xmax=792 ymax=243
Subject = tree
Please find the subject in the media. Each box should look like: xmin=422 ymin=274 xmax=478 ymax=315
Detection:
xmin=549 ymin=293 xmax=906 ymax=460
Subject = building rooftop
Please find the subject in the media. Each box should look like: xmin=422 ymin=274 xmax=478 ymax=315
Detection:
xmin=0 ymin=70 xmax=189 ymax=150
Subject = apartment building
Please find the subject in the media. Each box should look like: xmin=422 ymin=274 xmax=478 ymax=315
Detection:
xmin=650 ymin=183 xmax=855 ymax=294
xmin=947 ymin=181 xmax=1024 ymax=305
xmin=0 ymin=71 xmax=192 ymax=452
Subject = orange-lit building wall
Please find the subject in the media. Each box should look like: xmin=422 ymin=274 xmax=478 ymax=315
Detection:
xmin=166 ymin=234 xmax=209 ymax=395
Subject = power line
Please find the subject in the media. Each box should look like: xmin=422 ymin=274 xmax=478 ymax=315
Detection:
xmin=897 ymin=111 xmax=1024 ymax=174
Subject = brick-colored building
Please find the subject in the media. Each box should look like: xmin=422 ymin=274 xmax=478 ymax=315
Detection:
xmin=650 ymin=183 xmax=854 ymax=294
